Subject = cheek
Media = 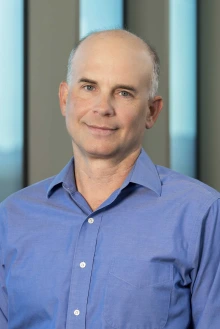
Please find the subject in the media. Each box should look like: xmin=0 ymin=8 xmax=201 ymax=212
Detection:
xmin=121 ymin=109 xmax=147 ymax=131
xmin=66 ymin=96 xmax=90 ymax=122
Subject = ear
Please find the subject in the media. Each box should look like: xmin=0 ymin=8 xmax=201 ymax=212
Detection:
xmin=59 ymin=82 xmax=69 ymax=116
xmin=145 ymin=96 xmax=163 ymax=129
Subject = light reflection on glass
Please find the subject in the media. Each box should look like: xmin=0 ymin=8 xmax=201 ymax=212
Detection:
xmin=0 ymin=1 xmax=23 ymax=200
xmin=169 ymin=0 xmax=197 ymax=177
xmin=80 ymin=0 xmax=123 ymax=38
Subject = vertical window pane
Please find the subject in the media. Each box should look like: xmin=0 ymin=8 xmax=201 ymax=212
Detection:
xmin=169 ymin=0 xmax=197 ymax=177
xmin=0 ymin=1 xmax=24 ymax=200
xmin=80 ymin=0 xmax=123 ymax=38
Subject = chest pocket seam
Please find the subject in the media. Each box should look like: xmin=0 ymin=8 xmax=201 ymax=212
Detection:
xmin=104 ymin=258 xmax=173 ymax=329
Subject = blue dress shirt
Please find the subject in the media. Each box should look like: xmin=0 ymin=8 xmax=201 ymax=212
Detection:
xmin=0 ymin=149 xmax=220 ymax=329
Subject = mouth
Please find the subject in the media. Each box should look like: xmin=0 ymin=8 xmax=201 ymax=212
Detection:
xmin=85 ymin=124 xmax=118 ymax=136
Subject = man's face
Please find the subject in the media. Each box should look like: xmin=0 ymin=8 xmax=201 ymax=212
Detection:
xmin=60 ymin=34 xmax=162 ymax=161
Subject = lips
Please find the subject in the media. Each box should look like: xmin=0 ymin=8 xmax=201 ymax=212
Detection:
xmin=87 ymin=124 xmax=117 ymax=130
xmin=85 ymin=123 xmax=118 ymax=136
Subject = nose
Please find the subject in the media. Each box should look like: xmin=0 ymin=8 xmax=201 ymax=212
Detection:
xmin=93 ymin=94 xmax=115 ymax=116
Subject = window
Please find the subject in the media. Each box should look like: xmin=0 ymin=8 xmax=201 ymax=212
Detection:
xmin=0 ymin=1 xmax=24 ymax=200
xmin=80 ymin=0 xmax=123 ymax=38
xmin=169 ymin=0 xmax=197 ymax=177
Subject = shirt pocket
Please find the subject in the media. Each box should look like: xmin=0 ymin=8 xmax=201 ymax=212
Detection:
xmin=103 ymin=258 xmax=173 ymax=329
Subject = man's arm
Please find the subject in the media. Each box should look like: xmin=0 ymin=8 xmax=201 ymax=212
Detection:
xmin=191 ymin=198 xmax=220 ymax=328
xmin=0 ymin=204 xmax=8 ymax=329
xmin=0 ymin=301 xmax=8 ymax=329
xmin=0 ymin=248 xmax=8 ymax=328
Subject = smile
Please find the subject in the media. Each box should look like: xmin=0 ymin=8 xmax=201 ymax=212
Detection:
xmin=85 ymin=124 xmax=118 ymax=136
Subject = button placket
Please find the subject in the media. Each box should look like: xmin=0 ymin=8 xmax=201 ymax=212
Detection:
xmin=66 ymin=214 xmax=102 ymax=329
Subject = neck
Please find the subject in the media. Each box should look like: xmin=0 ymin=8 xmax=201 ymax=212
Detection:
xmin=73 ymin=147 xmax=141 ymax=210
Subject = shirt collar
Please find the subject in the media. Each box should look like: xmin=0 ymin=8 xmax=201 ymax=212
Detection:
xmin=47 ymin=148 xmax=162 ymax=198
xmin=47 ymin=158 xmax=76 ymax=198
xmin=128 ymin=148 xmax=162 ymax=196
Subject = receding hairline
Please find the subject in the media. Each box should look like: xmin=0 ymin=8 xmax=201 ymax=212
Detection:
xmin=66 ymin=29 xmax=160 ymax=99
xmin=73 ymin=29 xmax=154 ymax=64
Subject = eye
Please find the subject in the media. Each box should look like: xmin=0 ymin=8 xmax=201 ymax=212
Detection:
xmin=83 ymin=85 xmax=95 ymax=91
xmin=119 ymin=90 xmax=132 ymax=97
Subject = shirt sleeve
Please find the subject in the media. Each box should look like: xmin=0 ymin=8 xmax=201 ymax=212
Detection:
xmin=191 ymin=198 xmax=220 ymax=329
xmin=0 ymin=203 xmax=8 ymax=329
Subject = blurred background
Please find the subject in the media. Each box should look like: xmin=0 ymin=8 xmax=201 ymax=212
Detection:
xmin=1 ymin=0 xmax=220 ymax=201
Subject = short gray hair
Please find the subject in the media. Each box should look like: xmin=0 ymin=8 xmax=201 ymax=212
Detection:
xmin=66 ymin=30 xmax=160 ymax=100
xmin=145 ymin=44 xmax=160 ymax=100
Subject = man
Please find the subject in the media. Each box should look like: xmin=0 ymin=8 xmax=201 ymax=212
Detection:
xmin=0 ymin=29 xmax=220 ymax=329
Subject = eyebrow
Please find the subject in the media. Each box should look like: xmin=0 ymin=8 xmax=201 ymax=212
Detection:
xmin=78 ymin=77 xmax=137 ymax=94
xmin=78 ymin=78 xmax=97 ymax=84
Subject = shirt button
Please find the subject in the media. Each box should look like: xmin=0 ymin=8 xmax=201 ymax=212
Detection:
xmin=88 ymin=218 xmax=94 ymax=224
xmin=74 ymin=309 xmax=80 ymax=316
xmin=80 ymin=262 xmax=86 ymax=268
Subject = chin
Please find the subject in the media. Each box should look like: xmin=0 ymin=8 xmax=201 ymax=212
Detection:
xmin=82 ymin=145 xmax=120 ymax=159
xmin=87 ymin=149 xmax=116 ymax=159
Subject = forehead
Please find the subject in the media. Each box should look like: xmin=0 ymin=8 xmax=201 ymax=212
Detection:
xmin=71 ymin=34 xmax=153 ymax=86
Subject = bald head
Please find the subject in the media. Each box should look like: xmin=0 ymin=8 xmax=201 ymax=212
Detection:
xmin=66 ymin=29 xmax=160 ymax=100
